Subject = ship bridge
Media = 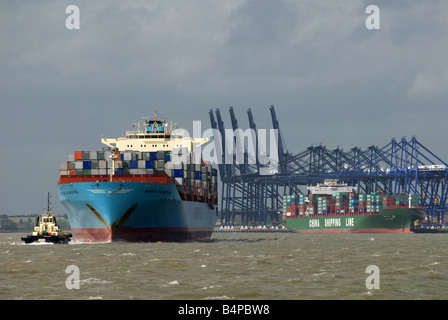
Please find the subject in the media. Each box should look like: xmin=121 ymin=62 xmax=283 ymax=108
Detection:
xmin=101 ymin=112 xmax=208 ymax=153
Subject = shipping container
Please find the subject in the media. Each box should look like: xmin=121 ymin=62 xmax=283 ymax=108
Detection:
xmin=75 ymin=161 xmax=83 ymax=169
xmin=156 ymin=160 xmax=165 ymax=169
xmin=138 ymin=160 xmax=146 ymax=169
xmin=98 ymin=160 xmax=107 ymax=169
xmin=145 ymin=160 xmax=154 ymax=169
xmin=59 ymin=162 xmax=67 ymax=170
xmin=173 ymin=169 xmax=183 ymax=178
xmin=83 ymin=161 xmax=91 ymax=169
xmin=156 ymin=151 xmax=165 ymax=160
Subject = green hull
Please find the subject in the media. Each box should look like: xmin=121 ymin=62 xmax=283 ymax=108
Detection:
xmin=283 ymin=207 xmax=425 ymax=233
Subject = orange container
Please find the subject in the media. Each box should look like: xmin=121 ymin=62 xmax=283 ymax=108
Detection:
xmin=75 ymin=151 xmax=83 ymax=160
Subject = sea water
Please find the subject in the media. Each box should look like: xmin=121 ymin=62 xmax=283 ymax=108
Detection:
xmin=1 ymin=232 xmax=448 ymax=300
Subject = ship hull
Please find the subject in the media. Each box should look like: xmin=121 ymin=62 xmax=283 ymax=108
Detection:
xmin=283 ymin=207 xmax=425 ymax=234
xmin=57 ymin=181 xmax=217 ymax=242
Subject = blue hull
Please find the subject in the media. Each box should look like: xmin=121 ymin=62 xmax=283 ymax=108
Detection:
xmin=57 ymin=181 xmax=217 ymax=242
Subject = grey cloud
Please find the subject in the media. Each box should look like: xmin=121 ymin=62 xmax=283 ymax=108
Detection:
xmin=1 ymin=0 xmax=448 ymax=214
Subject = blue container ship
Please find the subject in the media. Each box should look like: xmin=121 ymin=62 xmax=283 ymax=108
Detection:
xmin=57 ymin=112 xmax=218 ymax=242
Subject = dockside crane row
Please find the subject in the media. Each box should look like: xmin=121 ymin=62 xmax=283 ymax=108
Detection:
xmin=209 ymin=106 xmax=448 ymax=230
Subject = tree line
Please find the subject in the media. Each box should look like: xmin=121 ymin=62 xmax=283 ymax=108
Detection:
xmin=0 ymin=215 xmax=71 ymax=231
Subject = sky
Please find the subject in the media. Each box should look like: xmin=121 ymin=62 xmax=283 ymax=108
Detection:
xmin=1 ymin=0 xmax=448 ymax=215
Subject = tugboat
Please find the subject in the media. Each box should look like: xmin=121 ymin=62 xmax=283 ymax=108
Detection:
xmin=21 ymin=193 xmax=72 ymax=244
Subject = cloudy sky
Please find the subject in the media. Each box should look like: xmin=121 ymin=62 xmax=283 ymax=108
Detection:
xmin=1 ymin=0 xmax=448 ymax=215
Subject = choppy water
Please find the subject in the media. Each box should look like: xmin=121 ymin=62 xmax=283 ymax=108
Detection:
xmin=1 ymin=232 xmax=448 ymax=300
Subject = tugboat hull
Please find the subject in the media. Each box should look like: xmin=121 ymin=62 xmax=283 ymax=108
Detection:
xmin=21 ymin=234 xmax=72 ymax=244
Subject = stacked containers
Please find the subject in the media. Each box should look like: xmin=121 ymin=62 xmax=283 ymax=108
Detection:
xmin=382 ymin=195 xmax=395 ymax=207
xmin=211 ymin=168 xmax=218 ymax=202
xmin=410 ymin=194 xmax=419 ymax=206
xmin=366 ymin=192 xmax=383 ymax=213
xmin=282 ymin=195 xmax=288 ymax=217
xmin=62 ymin=150 xmax=112 ymax=176
xmin=308 ymin=194 xmax=317 ymax=215
xmin=318 ymin=196 xmax=330 ymax=214
xmin=291 ymin=195 xmax=298 ymax=216
xmin=333 ymin=192 xmax=348 ymax=215
xmin=283 ymin=195 xmax=300 ymax=217
xmin=298 ymin=194 xmax=306 ymax=215
xmin=358 ymin=193 xmax=367 ymax=213
xmin=61 ymin=149 xmax=218 ymax=204
xmin=349 ymin=192 xmax=359 ymax=214
xmin=280 ymin=191 xmax=421 ymax=219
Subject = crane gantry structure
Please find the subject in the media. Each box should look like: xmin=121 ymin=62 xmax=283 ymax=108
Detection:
xmin=209 ymin=106 xmax=448 ymax=229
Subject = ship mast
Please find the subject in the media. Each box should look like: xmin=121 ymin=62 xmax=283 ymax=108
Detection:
xmin=46 ymin=192 xmax=52 ymax=212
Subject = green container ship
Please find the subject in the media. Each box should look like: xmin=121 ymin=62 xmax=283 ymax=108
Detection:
xmin=282 ymin=180 xmax=425 ymax=233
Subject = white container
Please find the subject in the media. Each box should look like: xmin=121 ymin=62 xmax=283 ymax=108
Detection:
xmin=60 ymin=162 xmax=67 ymax=170
xmin=165 ymin=162 xmax=174 ymax=169
xmin=91 ymin=169 xmax=99 ymax=175
xmin=75 ymin=161 xmax=83 ymax=169
xmin=98 ymin=160 xmax=107 ymax=169
xmin=174 ymin=162 xmax=183 ymax=170
xmin=138 ymin=160 xmax=146 ymax=169
xmin=89 ymin=151 xmax=98 ymax=160
xmin=67 ymin=154 xmax=75 ymax=162
xmin=99 ymin=169 xmax=107 ymax=175
xmin=123 ymin=151 xmax=132 ymax=161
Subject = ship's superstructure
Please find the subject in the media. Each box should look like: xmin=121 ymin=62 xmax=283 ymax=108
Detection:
xmin=57 ymin=112 xmax=217 ymax=242
xmin=101 ymin=111 xmax=208 ymax=154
